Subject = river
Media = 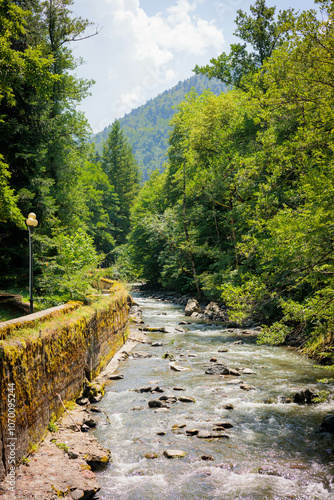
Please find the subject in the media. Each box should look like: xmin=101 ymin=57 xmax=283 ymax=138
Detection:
xmin=92 ymin=292 xmax=334 ymax=499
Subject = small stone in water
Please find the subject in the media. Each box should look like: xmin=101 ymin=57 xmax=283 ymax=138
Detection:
xmin=223 ymin=404 xmax=234 ymax=410
xmin=178 ymin=396 xmax=196 ymax=403
xmin=240 ymin=384 xmax=255 ymax=391
xmin=172 ymin=424 xmax=186 ymax=429
xmin=210 ymin=357 xmax=217 ymax=362
xmin=186 ymin=429 xmax=199 ymax=436
xmin=144 ymin=453 xmax=158 ymax=459
xmin=201 ymin=455 xmax=214 ymax=461
xmin=108 ymin=373 xmax=124 ymax=380
xmin=242 ymin=368 xmax=256 ymax=374
xmin=229 ymin=369 xmax=241 ymax=376
xmin=148 ymin=400 xmax=166 ymax=408
xmin=218 ymin=348 xmax=229 ymax=352
xmin=157 ymin=431 xmax=166 ymax=436
xmin=131 ymin=406 xmax=144 ymax=411
xmin=136 ymin=386 xmax=152 ymax=393
xmin=214 ymin=422 xmax=234 ymax=429
xmin=173 ymin=387 xmax=186 ymax=391
xmin=151 ymin=342 xmax=164 ymax=347
xmin=163 ymin=449 xmax=186 ymax=459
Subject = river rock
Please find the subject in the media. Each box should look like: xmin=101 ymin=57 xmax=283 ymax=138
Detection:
xmin=197 ymin=430 xmax=229 ymax=439
xmin=185 ymin=298 xmax=201 ymax=316
xmin=210 ymin=357 xmax=218 ymax=362
xmin=173 ymin=386 xmax=186 ymax=391
xmin=229 ymin=368 xmax=242 ymax=376
xmin=148 ymin=399 xmax=167 ymax=408
xmin=172 ymin=423 xmax=186 ymax=429
xmin=205 ymin=364 xmax=230 ymax=375
xmin=83 ymin=418 xmax=97 ymax=428
xmin=214 ymin=422 xmax=234 ymax=429
xmin=201 ymin=455 xmax=214 ymax=461
xmin=223 ymin=404 xmax=234 ymax=410
xmin=151 ymin=342 xmax=164 ymax=346
xmin=136 ymin=385 xmax=152 ymax=392
xmin=145 ymin=453 xmax=158 ymax=459
xmin=186 ymin=429 xmax=199 ymax=436
xmin=131 ymin=351 xmax=153 ymax=358
xmin=160 ymin=395 xmax=177 ymax=403
xmin=129 ymin=304 xmax=144 ymax=324
xmin=227 ymin=379 xmax=243 ymax=385
xmin=218 ymin=348 xmax=229 ymax=352
xmin=163 ymin=449 xmax=186 ymax=459
xmin=143 ymin=326 xmax=167 ymax=333
xmin=293 ymin=388 xmax=318 ymax=404
xmin=170 ymin=362 xmax=192 ymax=372
xmin=178 ymin=396 xmax=196 ymax=403
xmin=108 ymin=373 xmax=124 ymax=380
xmin=320 ymin=414 xmax=334 ymax=433
xmin=242 ymin=368 xmax=256 ymax=374
xmin=240 ymin=384 xmax=255 ymax=391
xmin=151 ymin=385 xmax=164 ymax=393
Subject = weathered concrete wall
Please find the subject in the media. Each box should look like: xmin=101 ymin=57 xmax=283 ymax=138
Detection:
xmin=0 ymin=283 xmax=130 ymax=481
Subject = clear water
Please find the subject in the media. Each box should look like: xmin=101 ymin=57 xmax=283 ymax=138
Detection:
xmin=92 ymin=293 xmax=334 ymax=499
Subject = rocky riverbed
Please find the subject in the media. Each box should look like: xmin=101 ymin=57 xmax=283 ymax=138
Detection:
xmin=0 ymin=328 xmax=149 ymax=500
xmin=1 ymin=293 xmax=333 ymax=500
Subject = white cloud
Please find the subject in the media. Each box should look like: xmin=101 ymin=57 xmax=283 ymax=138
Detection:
xmin=112 ymin=0 xmax=224 ymax=65
xmin=73 ymin=0 xmax=225 ymax=131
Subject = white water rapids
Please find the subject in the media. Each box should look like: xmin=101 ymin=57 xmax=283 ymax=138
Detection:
xmin=92 ymin=293 xmax=334 ymax=500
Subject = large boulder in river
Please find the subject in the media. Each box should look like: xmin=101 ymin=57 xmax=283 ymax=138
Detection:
xmin=205 ymin=364 xmax=230 ymax=375
xmin=185 ymin=298 xmax=201 ymax=316
xmin=293 ymin=388 xmax=318 ymax=404
xmin=320 ymin=414 xmax=334 ymax=433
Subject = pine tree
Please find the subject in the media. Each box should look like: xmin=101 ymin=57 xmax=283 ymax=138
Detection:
xmin=101 ymin=120 xmax=140 ymax=244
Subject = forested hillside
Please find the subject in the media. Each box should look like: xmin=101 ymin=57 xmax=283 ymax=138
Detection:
xmin=91 ymin=74 xmax=225 ymax=180
xmin=123 ymin=0 xmax=334 ymax=359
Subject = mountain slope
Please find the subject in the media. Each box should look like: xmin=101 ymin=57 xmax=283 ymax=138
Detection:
xmin=91 ymin=74 xmax=226 ymax=181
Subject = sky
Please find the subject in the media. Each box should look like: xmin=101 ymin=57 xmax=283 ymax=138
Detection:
xmin=71 ymin=0 xmax=319 ymax=134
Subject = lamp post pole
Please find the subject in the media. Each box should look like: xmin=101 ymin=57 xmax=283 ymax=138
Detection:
xmin=26 ymin=213 xmax=38 ymax=314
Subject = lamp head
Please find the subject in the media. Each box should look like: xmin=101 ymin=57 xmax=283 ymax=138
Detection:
xmin=26 ymin=213 xmax=38 ymax=227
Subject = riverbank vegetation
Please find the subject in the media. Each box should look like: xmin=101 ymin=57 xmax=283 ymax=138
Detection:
xmin=1 ymin=0 xmax=334 ymax=360
xmin=124 ymin=0 xmax=334 ymax=359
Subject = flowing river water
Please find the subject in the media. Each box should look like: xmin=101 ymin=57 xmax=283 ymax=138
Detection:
xmin=92 ymin=292 xmax=334 ymax=499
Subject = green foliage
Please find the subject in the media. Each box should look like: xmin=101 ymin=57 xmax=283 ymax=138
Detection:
xmin=48 ymin=422 xmax=58 ymax=432
xmin=194 ymin=0 xmax=293 ymax=89
xmin=257 ymin=322 xmax=292 ymax=346
xmin=38 ymin=228 xmax=102 ymax=301
xmin=54 ymin=442 xmax=69 ymax=452
xmin=101 ymin=120 xmax=140 ymax=245
xmin=125 ymin=0 xmax=334 ymax=360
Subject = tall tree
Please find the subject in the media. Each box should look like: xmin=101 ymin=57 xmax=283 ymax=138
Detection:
xmin=194 ymin=0 xmax=293 ymax=89
xmin=101 ymin=120 xmax=140 ymax=245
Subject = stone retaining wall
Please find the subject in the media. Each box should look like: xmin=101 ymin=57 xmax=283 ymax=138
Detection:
xmin=0 ymin=284 xmax=130 ymax=481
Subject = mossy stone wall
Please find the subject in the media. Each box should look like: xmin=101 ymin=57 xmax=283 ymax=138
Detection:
xmin=0 ymin=284 xmax=130 ymax=480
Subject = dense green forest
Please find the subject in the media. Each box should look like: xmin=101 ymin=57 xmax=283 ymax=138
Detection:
xmin=124 ymin=0 xmax=334 ymax=359
xmin=91 ymin=74 xmax=226 ymax=181
xmin=1 ymin=0 xmax=334 ymax=360
xmin=0 ymin=0 xmax=139 ymax=304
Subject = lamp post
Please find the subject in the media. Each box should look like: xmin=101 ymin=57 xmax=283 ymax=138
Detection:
xmin=26 ymin=213 xmax=38 ymax=314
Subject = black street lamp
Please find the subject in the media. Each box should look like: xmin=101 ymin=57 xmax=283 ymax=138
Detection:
xmin=26 ymin=213 xmax=38 ymax=314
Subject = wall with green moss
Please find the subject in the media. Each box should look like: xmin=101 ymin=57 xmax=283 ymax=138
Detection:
xmin=0 ymin=283 xmax=130 ymax=480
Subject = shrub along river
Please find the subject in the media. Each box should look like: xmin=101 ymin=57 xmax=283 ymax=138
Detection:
xmin=92 ymin=292 xmax=334 ymax=499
